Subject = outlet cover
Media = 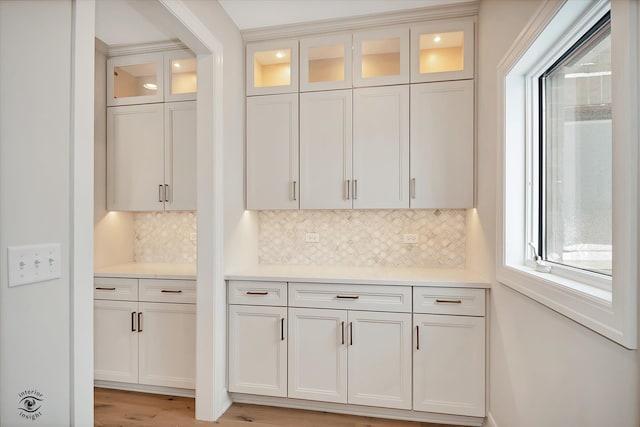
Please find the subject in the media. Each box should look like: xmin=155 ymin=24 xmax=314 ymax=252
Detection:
xmin=305 ymin=232 xmax=320 ymax=243
xmin=403 ymin=233 xmax=419 ymax=244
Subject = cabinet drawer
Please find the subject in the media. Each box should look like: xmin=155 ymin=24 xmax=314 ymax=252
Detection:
xmin=289 ymin=282 xmax=411 ymax=313
xmin=228 ymin=281 xmax=287 ymax=306
xmin=413 ymin=287 xmax=485 ymax=316
xmin=139 ymin=279 xmax=196 ymax=304
xmin=94 ymin=277 xmax=138 ymax=301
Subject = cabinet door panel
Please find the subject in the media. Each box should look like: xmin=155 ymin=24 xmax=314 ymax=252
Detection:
xmin=300 ymin=90 xmax=352 ymax=209
xmin=138 ymin=302 xmax=196 ymax=389
xmin=353 ymin=86 xmax=410 ymax=209
xmin=247 ymin=94 xmax=299 ymax=210
xmin=94 ymin=300 xmax=139 ymax=383
xmin=410 ymin=80 xmax=474 ymax=208
xmin=414 ymin=313 xmax=485 ymax=417
xmin=347 ymin=311 xmax=412 ymax=409
xmin=165 ymin=101 xmax=197 ymax=211
xmin=288 ymin=308 xmax=347 ymax=403
xmin=107 ymin=104 xmax=165 ymax=211
xmin=228 ymin=305 xmax=287 ymax=397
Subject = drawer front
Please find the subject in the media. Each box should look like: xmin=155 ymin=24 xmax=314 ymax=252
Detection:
xmin=413 ymin=287 xmax=485 ymax=316
xmin=94 ymin=277 xmax=138 ymax=301
xmin=139 ymin=279 xmax=196 ymax=304
xmin=289 ymin=282 xmax=412 ymax=313
xmin=228 ymin=280 xmax=287 ymax=306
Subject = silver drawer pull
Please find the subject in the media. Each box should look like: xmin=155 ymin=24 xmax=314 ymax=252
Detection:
xmin=336 ymin=295 xmax=359 ymax=300
xmin=96 ymin=287 xmax=116 ymax=291
xmin=246 ymin=291 xmax=269 ymax=296
xmin=435 ymin=299 xmax=462 ymax=304
xmin=161 ymin=289 xmax=183 ymax=293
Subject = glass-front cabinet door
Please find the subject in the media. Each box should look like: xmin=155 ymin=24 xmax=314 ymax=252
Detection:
xmin=107 ymin=53 xmax=164 ymax=106
xmin=411 ymin=18 xmax=475 ymax=83
xmin=300 ymin=34 xmax=352 ymax=92
xmin=165 ymin=50 xmax=197 ymax=102
xmin=354 ymin=28 xmax=409 ymax=87
xmin=247 ymin=40 xmax=299 ymax=96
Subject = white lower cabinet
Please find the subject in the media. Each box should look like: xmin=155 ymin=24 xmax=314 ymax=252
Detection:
xmin=228 ymin=305 xmax=288 ymax=397
xmin=94 ymin=277 xmax=196 ymax=390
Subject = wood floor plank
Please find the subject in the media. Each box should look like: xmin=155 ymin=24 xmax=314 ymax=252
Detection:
xmin=94 ymin=388 xmax=456 ymax=427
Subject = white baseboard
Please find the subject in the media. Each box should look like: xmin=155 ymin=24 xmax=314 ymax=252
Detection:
xmin=486 ymin=411 xmax=498 ymax=427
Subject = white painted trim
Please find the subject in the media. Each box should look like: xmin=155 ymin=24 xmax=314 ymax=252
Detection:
xmin=241 ymin=2 xmax=479 ymax=42
xmin=107 ymin=39 xmax=187 ymax=57
xmin=71 ymin=0 xmax=96 ymax=425
xmin=94 ymin=381 xmax=195 ymax=398
xmin=485 ymin=412 xmax=498 ymax=427
xmin=496 ymin=0 xmax=638 ymax=348
xmin=231 ymin=393 xmax=484 ymax=426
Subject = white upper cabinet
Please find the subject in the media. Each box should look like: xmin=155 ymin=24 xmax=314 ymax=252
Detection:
xmin=410 ymin=80 xmax=474 ymax=208
xmin=353 ymin=85 xmax=410 ymax=209
xmin=164 ymin=101 xmax=197 ymax=211
xmin=247 ymin=40 xmax=299 ymax=96
xmin=164 ymin=50 xmax=198 ymax=102
xmin=247 ymin=94 xmax=299 ymax=210
xmin=300 ymin=90 xmax=353 ymax=209
xmin=108 ymin=50 xmax=196 ymax=106
xmin=300 ymin=34 xmax=352 ymax=92
xmin=410 ymin=18 xmax=475 ymax=83
xmin=353 ymin=28 xmax=410 ymax=87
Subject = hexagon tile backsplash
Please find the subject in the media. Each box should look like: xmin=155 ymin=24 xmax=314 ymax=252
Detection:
xmin=134 ymin=212 xmax=197 ymax=263
xmin=259 ymin=209 xmax=466 ymax=268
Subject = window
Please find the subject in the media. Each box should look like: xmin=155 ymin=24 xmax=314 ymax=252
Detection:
xmin=498 ymin=0 xmax=638 ymax=349
xmin=538 ymin=13 xmax=612 ymax=278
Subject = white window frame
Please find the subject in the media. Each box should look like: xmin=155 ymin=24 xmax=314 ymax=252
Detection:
xmin=497 ymin=0 xmax=638 ymax=349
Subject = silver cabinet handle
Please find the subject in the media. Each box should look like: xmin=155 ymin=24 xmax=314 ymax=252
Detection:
xmin=281 ymin=317 xmax=285 ymax=341
xmin=164 ymin=184 xmax=169 ymax=202
xmin=345 ymin=180 xmax=350 ymax=200
xmin=137 ymin=312 xmax=143 ymax=332
xmin=410 ymin=178 xmax=416 ymax=199
xmin=336 ymin=295 xmax=359 ymax=300
xmin=161 ymin=289 xmax=182 ymax=293
xmin=246 ymin=291 xmax=268 ymax=296
xmin=353 ymin=179 xmax=358 ymax=200
xmin=349 ymin=321 xmax=353 ymax=346
xmin=96 ymin=287 xmax=116 ymax=291
xmin=131 ymin=312 xmax=137 ymax=332
xmin=341 ymin=321 xmax=345 ymax=345
xmin=416 ymin=325 xmax=420 ymax=350
xmin=291 ymin=181 xmax=297 ymax=201
xmin=158 ymin=184 xmax=164 ymax=202
xmin=435 ymin=299 xmax=463 ymax=304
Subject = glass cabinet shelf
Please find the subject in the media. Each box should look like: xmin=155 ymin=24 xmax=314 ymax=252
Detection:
xmin=247 ymin=40 xmax=299 ymax=95
xmin=354 ymin=28 xmax=409 ymax=87
xmin=300 ymin=34 xmax=352 ymax=92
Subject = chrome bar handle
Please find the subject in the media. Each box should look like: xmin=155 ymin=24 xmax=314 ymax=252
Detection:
xmin=96 ymin=287 xmax=116 ymax=291
xmin=137 ymin=312 xmax=143 ymax=332
xmin=158 ymin=184 xmax=164 ymax=202
xmin=161 ymin=289 xmax=182 ymax=293
xmin=416 ymin=325 xmax=420 ymax=350
xmin=353 ymin=179 xmax=358 ymax=200
xmin=345 ymin=180 xmax=350 ymax=200
xmin=291 ymin=181 xmax=297 ymax=201
xmin=281 ymin=317 xmax=285 ymax=341
xmin=131 ymin=312 xmax=137 ymax=332
xmin=410 ymin=178 xmax=416 ymax=199
xmin=164 ymin=184 xmax=169 ymax=202
xmin=435 ymin=299 xmax=463 ymax=304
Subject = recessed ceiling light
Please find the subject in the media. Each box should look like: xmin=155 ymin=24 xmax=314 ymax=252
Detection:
xmin=275 ymin=51 xmax=285 ymax=59
xmin=174 ymin=62 xmax=181 ymax=68
xmin=434 ymin=36 xmax=442 ymax=43
xmin=143 ymin=83 xmax=158 ymax=90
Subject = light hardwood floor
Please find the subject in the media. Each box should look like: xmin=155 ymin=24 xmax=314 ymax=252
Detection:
xmin=94 ymin=388 xmax=455 ymax=427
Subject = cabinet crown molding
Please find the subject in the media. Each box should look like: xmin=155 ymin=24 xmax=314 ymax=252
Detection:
xmin=241 ymin=1 xmax=479 ymax=42
xmin=107 ymin=39 xmax=187 ymax=57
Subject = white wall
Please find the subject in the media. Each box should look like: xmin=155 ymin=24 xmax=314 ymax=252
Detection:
xmin=93 ymin=39 xmax=135 ymax=269
xmin=477 ymin=1 xmax=640 ymax=426
xmin=0 ymin=1 xmax=73 ymax=424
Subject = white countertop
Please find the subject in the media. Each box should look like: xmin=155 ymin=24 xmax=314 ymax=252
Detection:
xmin=94 ymin=262 xmax=196 ymax=280
xmin=226 ymin=265 xmax=490 ymax=288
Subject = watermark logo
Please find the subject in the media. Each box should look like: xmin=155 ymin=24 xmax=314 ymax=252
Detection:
xmin=17 ymin=390 xmax=43 ymax=421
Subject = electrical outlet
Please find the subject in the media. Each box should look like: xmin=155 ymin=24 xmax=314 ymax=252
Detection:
xmin=305 ymin=232 xmax=320 ymax=243
xmin=403 ymin=233 xmax=419 ymax=244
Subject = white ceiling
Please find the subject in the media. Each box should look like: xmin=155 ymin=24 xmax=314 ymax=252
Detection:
xmin=95 ymin=0 xmax=469 ymax=47
xmin=218 ymin=0 xmax=471 ymax=30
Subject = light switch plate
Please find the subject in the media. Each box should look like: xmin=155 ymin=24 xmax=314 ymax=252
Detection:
xmin=7 ymin=244 xmax=61 ymax=287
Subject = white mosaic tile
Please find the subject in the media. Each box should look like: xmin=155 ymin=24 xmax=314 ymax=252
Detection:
xmin=134 ymin=212 xmax=197 ymax=263
xmin=259 ymin=209 xmax=466 ymax=268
